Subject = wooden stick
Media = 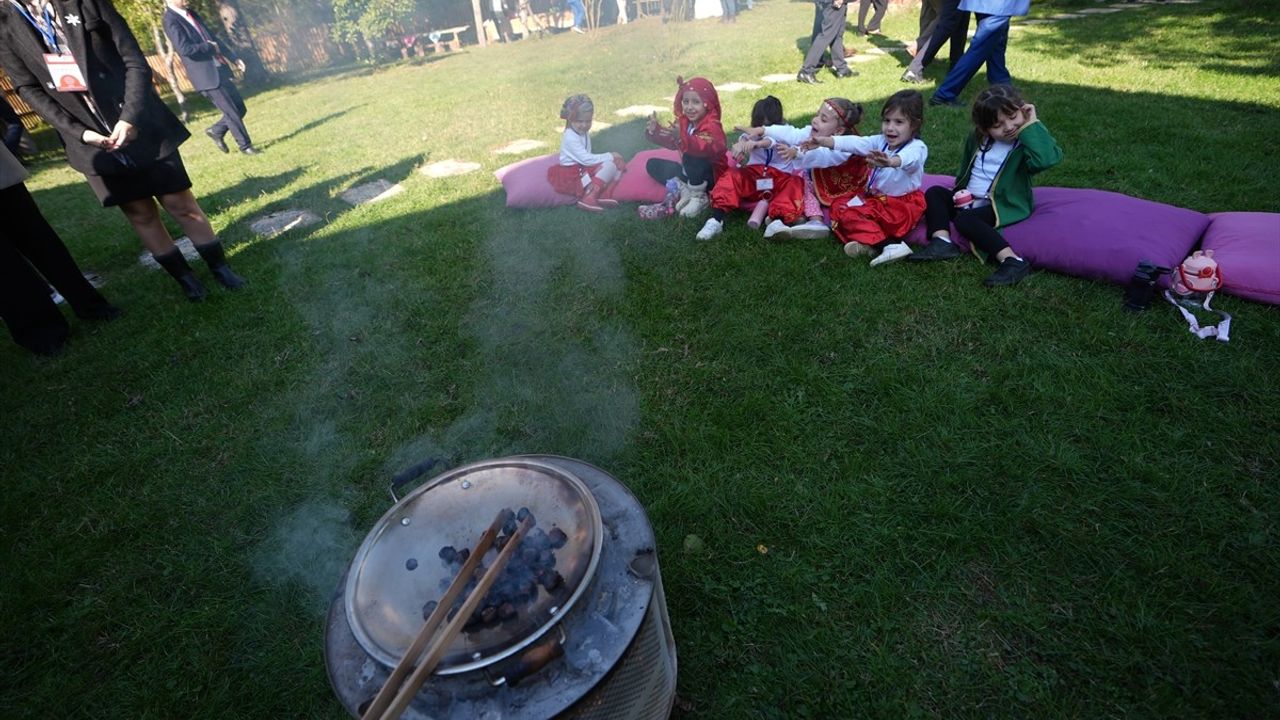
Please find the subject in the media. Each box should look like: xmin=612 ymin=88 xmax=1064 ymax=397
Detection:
xmin=360 ymin=510 xmax=509 ymax=720
xmin=377 ymin=515 xmax=535 ymax=720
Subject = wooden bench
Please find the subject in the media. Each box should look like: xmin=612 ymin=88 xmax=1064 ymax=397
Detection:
xmin=430 ymin=25 xmax=470 ymax=52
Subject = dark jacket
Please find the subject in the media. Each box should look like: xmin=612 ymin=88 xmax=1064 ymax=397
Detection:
xmin=953 ymin=120 xmax=1062 ymax=228
xmin=0 ymin=0 xmax=189 ymax=176
xmin=162 ymin=7 xmax=230 ymax=92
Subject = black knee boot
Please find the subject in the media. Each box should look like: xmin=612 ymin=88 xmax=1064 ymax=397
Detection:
xmin=153 ymin=247 xmax=207 ymax=302
xmin=194 ymin=239 xmax=246 ymax=290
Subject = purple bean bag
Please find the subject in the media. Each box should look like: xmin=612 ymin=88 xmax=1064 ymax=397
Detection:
xmin=906 ymin=175 xmax=1211 ymax=288
xmin=1200 ymin=212 xmax=1280 ymax=305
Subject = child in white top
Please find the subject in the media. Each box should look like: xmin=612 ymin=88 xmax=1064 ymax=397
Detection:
xmin=801 ymin=90 xmax=928 ymax=265
xmin=547 ymin=94 xmax=625 ymax=212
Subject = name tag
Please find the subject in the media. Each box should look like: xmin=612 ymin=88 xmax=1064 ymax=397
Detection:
xmin=755 ymin=177 xmax=774 ymax=192
xmin=846 ymin=195 xmax=864 ymax=207
xmin=44 ymin=54 xmax=88 ymax=93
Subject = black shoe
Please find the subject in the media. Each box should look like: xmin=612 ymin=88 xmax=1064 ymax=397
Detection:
xmin=194 ymin=240 xmax=247 ymax=290
xmin=929 ymin=95 xmax=965 ymax=108
xmin=907 ymin=237 xmax=963 ymax=262
xmin=901 ymin=68 xmax=925 ymax=84
xmin=153 ymin=248 xmax=207 ymax=301
xmin=833 ymin=67 xmax=858 ymax=78
xmin=984 ymin=257 xmax=1032 ymax=287
xmin=240 ymin=146 xmax=261 ymax=156
xmin=205 ymin=128 xmax=229 ymax=154
xmin=796 ymin=71 xmax=822 ymax=84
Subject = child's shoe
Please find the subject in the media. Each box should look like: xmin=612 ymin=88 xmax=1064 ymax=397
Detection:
xmin=842 ymin=241 xmax=873 ymax=257
xmin=869 ymin=242 xmax=912 ymax=267
xmin=638 ymin=199 xmax=674 ymax=220
xmin=789 ymin=220 xmax=830 ymax=240
xmin=577 ymin=183 xmax=605 ymax=212
xmin=695 ymin=218 xmax=723 ymax=240
xmin=672 ymin=179 xmax=692 ymax=214
xmin=679 ymin=181 xmax=709 ymax=217
xmin=763 ymin=218 xmax=792 ymax=240
xmin=597 ymin=180 xmax=620 ymax=208
xmin=907 ymin=237 xmax=963 ymax=262
xmin=747 ymin=200 xmax=769 ymax=229
xmin=984 ymin=257 xmax=1032 ymax=287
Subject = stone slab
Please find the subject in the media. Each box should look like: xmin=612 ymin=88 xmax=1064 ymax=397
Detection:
xmin=715 ymin=82 xmax=761 ymax=92
xmin=248 ymin=210 xmax=322 ymax=238
xmin=420 ymin=159 xmax=481 ymax=178
xmin=138 ymin=236 xmax=199 ymax=270
xmin=493 ymin=139 xmax=548 ymax=155
xmin=614 ymin=105 xmax=666 ymax=117
xmin=339 ymin=179 xmax=405 ymax=206
xmin=760 ymin=74 xmax=796 ymax=83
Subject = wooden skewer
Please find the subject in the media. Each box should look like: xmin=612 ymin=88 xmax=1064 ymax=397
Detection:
xmin=376 ymin=515 xmax=535 ymax=720
xmin=360 ymin=509 xmax=509 ymax=720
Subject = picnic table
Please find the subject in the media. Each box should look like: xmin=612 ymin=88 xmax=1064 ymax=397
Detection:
xmin=429 ymin=25 xmax=470 ymax=52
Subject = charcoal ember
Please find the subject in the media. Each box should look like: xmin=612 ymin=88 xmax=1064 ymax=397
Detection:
xmin=501 ymin=515 xmax=518 ymax=537
xmin=548 ymin=527 xmax=568 ymax=549
xmin=538 ymin=569 xmax=563 ymax=592
xmin=525 ymin=528 xmax=551 ymax=552
xmin=480 ymin=605 xmax=498 ymax=624
xmin=520 ymin=546 xmax=539 ymax=565
xmin=498 ymin=602 xmax=517 ymax=620
xmin=405 ymin=558 xmax=419 ymax=571
xmin=457 ymin=548 xmax=470 ymax=564
xmin=422 ymin=600 xmax=438 ymax=620
xmin=494 ymin=533 xmax=510 ymax=551
xmin=438 ymin=546 xmax=457 ymax=563
xmin=537 ymin=550 xmax=556 ymax=569
xmin=516 ymin=507 xmax=535 ymax=526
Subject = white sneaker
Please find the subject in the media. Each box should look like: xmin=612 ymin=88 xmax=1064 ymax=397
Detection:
xmin=843 ymin=241 xmax=873 ymax=257
xmin=695 ymin=218 xmax=723 ymax=240
xmin=763 ymin=218 xmax=790 ymax=240
xmin=869 ymin=241 xmax=913 ymax=267
xmin=789 ymin=220 xmax=830 ymax=240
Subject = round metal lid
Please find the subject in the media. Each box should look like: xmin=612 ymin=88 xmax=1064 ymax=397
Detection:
xmin=344 ymin=458 xmax=602 ymax=674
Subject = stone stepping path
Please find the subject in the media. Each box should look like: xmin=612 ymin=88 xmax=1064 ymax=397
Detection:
xmin=138 ymin=236 xmax=200 ymax=270
xmin=493 ymin=139 xmax=547 ymax=155
xmin=760 ymin=73 xmax=795 ymax=83
xmin=614 ymin=104 xmax=665 ymax=117
xmin=52 ymin=271 xmax=104 ymax=302
xmin=249 ymin=210 xmax=322 ymax=238
xmin=420 ymin=159 xmax=480 ymax=178
xmin=340 ymin=179 xmax=404 ymax=206
xmin=715 ymin=82 xmax=761 ymax=93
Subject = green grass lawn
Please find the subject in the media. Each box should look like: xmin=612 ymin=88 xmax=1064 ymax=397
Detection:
xmin=3 ymin=0 xmax=1278 ymax=716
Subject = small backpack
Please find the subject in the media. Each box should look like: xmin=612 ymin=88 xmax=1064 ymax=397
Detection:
xmin=1165 ymin=250 xmax=1231 ymax=342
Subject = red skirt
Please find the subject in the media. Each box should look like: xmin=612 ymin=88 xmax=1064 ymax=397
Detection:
xmin=547 ymin=163 xmax=605 ymax=198
xmin=829 ymin=189 xmax=926 ymax=246
xmin=709 ymin=165 xmax=803 ymax=224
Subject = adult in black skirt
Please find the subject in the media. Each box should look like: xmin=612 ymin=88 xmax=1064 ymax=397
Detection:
xmin=0 ymin=0 xmax=244 ymax=301
xmin=1 ymin=143 xmax=121 ymax=355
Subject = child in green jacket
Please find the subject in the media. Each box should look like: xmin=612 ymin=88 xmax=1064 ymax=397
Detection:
xmin=908 ymin=84 xmax=1063 ymax=286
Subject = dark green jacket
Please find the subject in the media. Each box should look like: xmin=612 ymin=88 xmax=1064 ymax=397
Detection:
xmin=953 ymin=121 xmax=1063 ymax=228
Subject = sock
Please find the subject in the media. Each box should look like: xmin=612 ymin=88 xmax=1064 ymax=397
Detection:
xmin=711 ymin=208 xmax=727 ymax=222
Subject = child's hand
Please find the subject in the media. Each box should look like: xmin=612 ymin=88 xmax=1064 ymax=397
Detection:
xmin=1018 ymin=103 xmax=1038 ymax=130
xmin=777 ymin=143 xmax=800 ymax=161
xmin=798 ymin=136 xmax=831 ymax=151
xmin=866 ymin=150 xmax=900 ymax=168
xmin=611 ymin=152 xmax=625 ymax=171
xmin=735 ymin=125 xmax=764 ymax=139
xmin=646 ymin=112 xmax=659 ymax=134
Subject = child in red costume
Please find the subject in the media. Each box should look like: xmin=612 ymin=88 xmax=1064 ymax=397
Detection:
xmin=801 ymin=90 xmax=928 ymax=266
xmin=644 ymin=76 xmax=727 ymax=218
xmin=696 ymin=96 xmax=805 ymax=240
xmin=547 ymin=94 xmax=626 ymax=212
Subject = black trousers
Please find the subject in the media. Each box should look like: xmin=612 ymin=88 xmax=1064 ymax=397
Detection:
xmin=646 ymin=155 xmax=715 ymax=187
xmin=802 ymin=0 xmax=849 ymax=74
xmin=924 ymin=185 xmax=1008 ymax=257
xmin=0 ymin=183 xmax=109 ymax=352
xmin=204 ymin=77 xmax=251 ymax=150
xmin=918 ymin=0 xmax=969 ymax=69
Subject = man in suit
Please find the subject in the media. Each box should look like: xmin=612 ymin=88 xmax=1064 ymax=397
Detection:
xmin=163 ymin=0 xmax=259 ymax=155
xmin=931 ymin=0 xmax=1030 ymax=106
xmin=798 ymin=0 xmax=856 ymax=84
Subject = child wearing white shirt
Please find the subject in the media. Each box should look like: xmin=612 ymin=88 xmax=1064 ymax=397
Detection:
xmin=801 ymin=90 xmax=928 ymax=266
xmin=547 ymin=94 xmax=625 ymax=212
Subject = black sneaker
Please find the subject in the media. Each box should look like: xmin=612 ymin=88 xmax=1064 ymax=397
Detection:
xmin=833 ymin=67 xmax=858 ymax=78
xmin=907 ymin=237 xmax=963 ymax=262
xmin=984 ymin=257 xmax=1031 ymax=287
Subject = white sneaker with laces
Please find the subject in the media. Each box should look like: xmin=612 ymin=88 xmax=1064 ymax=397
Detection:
xmin=695 ymin=218 xmax=723 ymax=241
xmin=789 ymin=220 xmax=830 ymax=240
xmin=869 ymin=241 xmax=913 ymax=267
xmin=762 ymin=218 xmax=788 ymax=239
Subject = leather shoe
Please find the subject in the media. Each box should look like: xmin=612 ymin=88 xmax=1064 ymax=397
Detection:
xmin=796 ymin=71 xmax=822 ymax=84
xmin=929 ymin=95 xmax=965 ymax=108
xmin=901 ymin=68 xmax=925 ymax=84
xmin=205 ymin=128 xmax=229 ymax=153
xmin=240 ymin=146 xmax=262 ymax=156
xmin=833 ymin=67 xmax=857 ymax=78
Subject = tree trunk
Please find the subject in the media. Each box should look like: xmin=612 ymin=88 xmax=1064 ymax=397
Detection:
xmin=216 ymin=0 xmax=269 ymax=84
xmin=471 ymin=0 xmax=487 ymax=47
xmin=151 ymin=21 xmax=189 ymax=122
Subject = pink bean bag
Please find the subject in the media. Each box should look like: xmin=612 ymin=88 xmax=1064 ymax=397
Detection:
xmin=905 ymin=175 xmax=1211 ymax=288
xmin=494 ymin=154 xmax=576 ymax=209
xmin=1199 ymin=212 xmax=1280 ymax=305
xmin=609 ymin=149 xmax=680 ymax=203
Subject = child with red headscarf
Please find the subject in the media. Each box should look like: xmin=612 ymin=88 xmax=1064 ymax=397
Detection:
xmin=547 ymin=94 xmax=626 ymax=212
xmin=643 ymin=76 xmax=728 ymax=218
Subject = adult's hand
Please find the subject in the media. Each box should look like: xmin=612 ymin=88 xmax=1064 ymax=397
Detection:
xmin=105 ymin=120 xmax=136 ymax=150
